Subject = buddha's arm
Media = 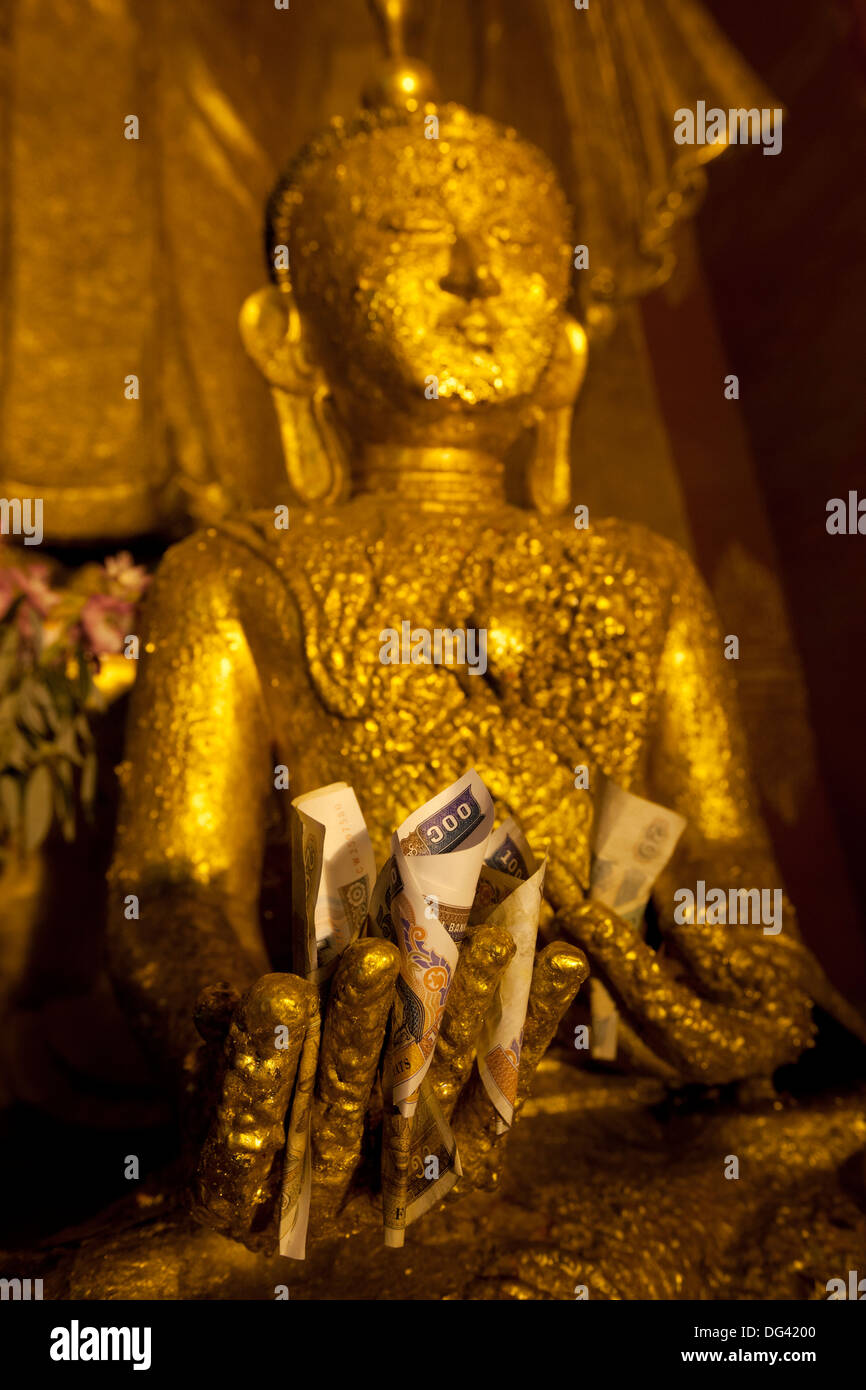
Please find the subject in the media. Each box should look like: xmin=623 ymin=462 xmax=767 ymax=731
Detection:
xmin=106 ymin=530 xmax=273 ymax=1100
xmin=563 ymin=553 xmax=814 ymax=1082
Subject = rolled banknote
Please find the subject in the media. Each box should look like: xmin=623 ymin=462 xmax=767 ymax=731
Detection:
xmin=278 ymin=1003 xmax=319 ymax=1260
xmin=485 ymin=817 xmax=535 ymax=881
xmin=388 ymin=769 xmax=495 ymax=1114
xmin=372 ymin=956 xmax=461 ymax=1250
xmin=279 ymin=781 xmax=376 ymax=1259
xmin=588 ymin=777 xmax=687 ymax=1061
xmin=380 ymin=1072 xmax=461 ymax=1248
xmin=373 ymin=770 xmax=494 ymax=1246
xmin=470 ymin=816 xmax=536 ymax=927
xmin=289 ymin=782 xmax=377 ymax=983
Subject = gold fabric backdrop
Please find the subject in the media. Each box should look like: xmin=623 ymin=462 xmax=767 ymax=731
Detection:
xmin=1 ymin=0 xmax=769 ymax=543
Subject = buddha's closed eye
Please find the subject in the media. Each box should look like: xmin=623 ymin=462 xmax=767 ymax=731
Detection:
xmin=378 ymin=214 xmax=452 ymax=238
xmin=489 ymin=224 xmax=535 ymax=249
xmin=377 ymin=215 xmax=535 ymax=257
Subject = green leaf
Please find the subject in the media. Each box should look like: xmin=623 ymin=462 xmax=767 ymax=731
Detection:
xmin=0 ymin=692 xmax=18 ymax=723
xmin=18 ymin=688 xmax=49 ymax=738
xmin=23 ymin=762 xmax=54 ymax=851
xmin=0 ymin=611 xmax=21 ymax=663
xmin=81 ymin=750 xmax=98 ymax=809
xmin=5 ymin=732 xmax=31 ymax=773
xmin=54 ymin=775 xmax=76 ymax=841
xmin=55 ymin=721 xmax=83 ymax=764
xmin=29 ymin=612 xmax=44 ymax=655
xmin=54 ymin=758 xmax=73 ymax=794
xmin=77 ymin=655 xmax=94 ymax=703
xmin=31 ymin=681 xmax=61 ymax=732
xmin=0 ymin=649 xmax=15 ymax=692
xmin=0 ymin=775 xmax=19 ymax=836
xmin=74 ymin=712 xmax=92 ymax=741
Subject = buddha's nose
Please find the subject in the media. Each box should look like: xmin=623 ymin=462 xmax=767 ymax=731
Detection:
xmin=439 ymin=233 xmax=500 ymax=301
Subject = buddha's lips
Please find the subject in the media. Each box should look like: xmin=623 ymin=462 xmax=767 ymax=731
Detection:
xmin=439 ymin=308 xmax=501 ymax=348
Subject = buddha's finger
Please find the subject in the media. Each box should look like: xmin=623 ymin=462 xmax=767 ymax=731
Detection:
xmin=190 ymin=972 xmax=316 ymax=1250
xmin=515 ymin=940 xmax=589 ymax=1111
xmin=558 ymin=901 xmax=813 ymax=1083
xmin=449 ymin=1069 xmax=502 ymax=1190
xmin=311 ymin=938 xmax=400 ymax=1215
xmin=451 ymin=940 xmax=587 ymax=1189
xmin=428 ymin=922 xmax=516 ymax=1120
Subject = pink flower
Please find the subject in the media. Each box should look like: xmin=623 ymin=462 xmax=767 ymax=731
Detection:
xmin=0 ymin=563 xmax=58 ymax=646
xmin=80 ymin=594 xmax=135 ymax=656
xmin=14 ymin=563 xmax=58 ymax=617
xmin=104 ymin=551 xmax=150 ymax=596
xmin=0 ymin=568 xmax=17 ymax=622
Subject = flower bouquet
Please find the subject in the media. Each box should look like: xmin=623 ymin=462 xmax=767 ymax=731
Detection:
xmin=0 ymin=544 xmax=150 ymax=858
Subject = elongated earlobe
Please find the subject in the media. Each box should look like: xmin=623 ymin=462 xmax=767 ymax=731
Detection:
xmin=239 ymin=285 xmax=350 ymax=506
xmin=526 ymin=315 xmax=588 ymax=516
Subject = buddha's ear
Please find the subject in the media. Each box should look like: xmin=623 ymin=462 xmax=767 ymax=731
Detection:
xmin=525 ymin=313 xmax=588 ymax=517
xmin=239 ymin=285 xmax=351 ymax=506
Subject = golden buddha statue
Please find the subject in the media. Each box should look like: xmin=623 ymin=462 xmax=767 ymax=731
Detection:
xmin=19 ymin=40 xmax=866 ymax=1303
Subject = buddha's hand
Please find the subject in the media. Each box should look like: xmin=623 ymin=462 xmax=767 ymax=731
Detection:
xmin=188 ymin=942 xmax=395 ymax=1254
xmin=188 ymin=931 xmax=588 ymax=1254
xmin=555 ymin=900 xmax=815 ymax=1085
xmin=428 ymin=927 xmax=588 ymax=1191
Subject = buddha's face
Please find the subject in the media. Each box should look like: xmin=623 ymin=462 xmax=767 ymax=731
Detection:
xmin=288 ymin=109 xmax=573 ymax=436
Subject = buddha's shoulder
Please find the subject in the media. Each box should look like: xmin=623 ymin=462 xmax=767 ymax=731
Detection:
xmin=516 ymin=511 xmax=689 ymax=587
xmin=153 ymin=504 xmax=693 ymax=606
xmin=253 ymin=499 xmax=686 ymax=562
xmin=474 ymin=508 xmax=696 ymax=609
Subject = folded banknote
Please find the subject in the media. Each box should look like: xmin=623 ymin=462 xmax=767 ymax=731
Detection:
xmin=280 ymin=773 xmax=552 ymax=1253
xmin=588 ymin=777 xmax=687 ymax=1061
xmin=372 ymin=770 xmax=494 ymax=1246
xmin=279 ymin=781 xmax=376 ymax=1259
xmin=289 ymin=781 xmax=377 ymax=983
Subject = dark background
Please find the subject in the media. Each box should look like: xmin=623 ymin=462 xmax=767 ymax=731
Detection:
xmin=644 ymin=0 xmax=866 ymax=997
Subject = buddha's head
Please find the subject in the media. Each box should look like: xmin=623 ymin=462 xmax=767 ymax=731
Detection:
xmin=270 ymin=102 xmax=573 ymax=432
xmin=244 ymin=87 xmax=587 ymax=508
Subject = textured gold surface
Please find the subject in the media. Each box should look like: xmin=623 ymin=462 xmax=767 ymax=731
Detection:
xmin=516 ymin=943 xmax=591 ymax=1104
xmin=21 ymin=1069 xmax=866 ymax=1301
xmin=428 ymin=923 xmax=516 ymax=1119
xmin=89 ymin=59 xmax=866 ymax=1297
xmin=191 ymin=973 xmax=316 ymax=1252
xmin=113 ymin=497 xmax=785 ymax=926
xmin=452 ymin=941 xmax=589 ymax=1189
xmin=105 ymin=488 xmax=837 ymax=1271
xmin=0 ymin=2 xmax=818 ymax=865
xmin=311 ymin=938 xmax=400 ymax=1218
